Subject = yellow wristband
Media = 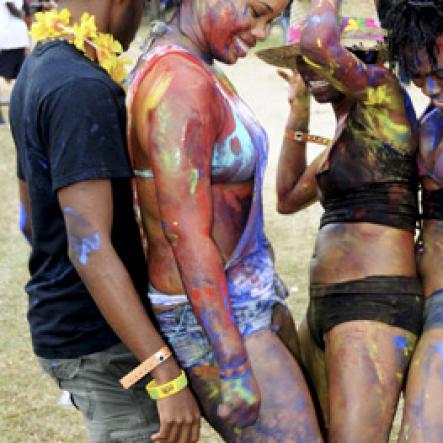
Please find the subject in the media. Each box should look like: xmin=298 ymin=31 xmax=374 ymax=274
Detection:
xmin=146 ymin=370 xmax=188 ymax=400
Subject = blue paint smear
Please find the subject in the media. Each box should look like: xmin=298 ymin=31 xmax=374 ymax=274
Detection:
xmin=19 ymin=202 xmax=27 ymax=235
xmin=436 ymin=342 xmax=443 ymax=360
xmin=64 ymin=207 xmax=101 ymax=265
xmin=393 ymin=335 xmax=408 ymax=350
xmin=212 ymin=108 xmax=256 ymax=181
xmin=295 ymin=397 xmax=307 ymax=414
xmin=90 ymin=123 xmax=99 ymax=134
xmin=72 ymin=232 xmax=101 ymax=265
xmin=38 ymin=159 xmax=48 ymax=170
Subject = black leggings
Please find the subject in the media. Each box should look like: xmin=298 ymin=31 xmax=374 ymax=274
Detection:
xmin=307 ymin=276 xmax=423 ymax=350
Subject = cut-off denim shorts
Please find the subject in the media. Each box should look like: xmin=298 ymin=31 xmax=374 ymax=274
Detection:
xmin=148 ymin=282 xmax=287 ymax=369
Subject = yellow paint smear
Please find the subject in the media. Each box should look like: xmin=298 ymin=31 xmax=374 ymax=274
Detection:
xmin=142 ymin=72 xmax=174 ymax=116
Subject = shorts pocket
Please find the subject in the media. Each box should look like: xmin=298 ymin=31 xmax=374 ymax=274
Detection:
xmin=109 ymin=425 xmax=158 ymax=442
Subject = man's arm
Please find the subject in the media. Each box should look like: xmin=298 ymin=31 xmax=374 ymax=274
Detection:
xmin=58 ymin=178 xmax=200 ymax=442
xmin=18 ymin=179 xmax=32 ymax=244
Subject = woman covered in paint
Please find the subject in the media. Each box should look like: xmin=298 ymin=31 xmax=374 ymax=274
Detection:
xmin=386 ymin=2 xmax=443 ymax=442
xmin=258 ymin=0 xmax=422 ymax=441
xmin=126 ymin=0 xmax=324 ymax=441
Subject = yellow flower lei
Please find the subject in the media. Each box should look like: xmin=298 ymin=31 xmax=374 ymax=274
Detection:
xmin=30 ymin=8 xmax=130 ymax=85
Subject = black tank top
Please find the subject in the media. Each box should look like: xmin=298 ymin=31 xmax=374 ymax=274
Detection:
xmin=316 ymin=97 xmax=419 ymax=231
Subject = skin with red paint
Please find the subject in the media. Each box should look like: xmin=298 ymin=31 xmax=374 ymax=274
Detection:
xmin=129 ymin=0 xmax=324 ymax=440
xmin=276 ymin=0 xmax=419 ymax=440
xmin=397 ymin=33 xmax=443 ymax=443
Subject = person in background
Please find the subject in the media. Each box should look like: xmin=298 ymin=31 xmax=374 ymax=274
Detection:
xmin=9 ymin=1 xmax=200 ymax=442
xmin=0 ymin=0 xmax=29 ymax=126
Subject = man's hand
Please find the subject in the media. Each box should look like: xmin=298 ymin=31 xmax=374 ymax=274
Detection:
xmin=152 ymin=387 xmax=201 ymax=443
xmin=217 ymin=365 xmax=261 ymax=429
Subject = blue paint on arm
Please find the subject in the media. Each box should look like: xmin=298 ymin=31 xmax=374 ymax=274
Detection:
xmin=19 ymin=202 xmax=31 ymax=244
xmin=73 ymin=232 xmax=101 ymax=265
xmin=63 ymin=207 xmax=101 ymax=266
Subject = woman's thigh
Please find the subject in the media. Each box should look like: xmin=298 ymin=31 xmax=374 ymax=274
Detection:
xmin=325 ymin=320 xmax=417 ymax=443
xmin=398 ymin=290 xmax=443 ymax=442
xmin=399 ymin=328 xmax=443 ymax=443
xmin=298 ymin=317 xmax=329 ymax=429
xmin=189 ymin=329 xmax=324 ymax=443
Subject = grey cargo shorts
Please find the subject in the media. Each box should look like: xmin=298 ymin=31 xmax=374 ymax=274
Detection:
xmin=38 ymin=342 xmax=160 ymax=442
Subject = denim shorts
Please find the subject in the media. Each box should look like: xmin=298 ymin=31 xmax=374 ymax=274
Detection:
xmin=150 ymin=288 xmax=287 ymax=369
xmin=38 ymin=342 xmax=159 ymax=442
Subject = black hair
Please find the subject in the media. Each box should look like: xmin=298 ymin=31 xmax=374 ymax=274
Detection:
xmin=385 ymin=0 xmax=443 ymax=77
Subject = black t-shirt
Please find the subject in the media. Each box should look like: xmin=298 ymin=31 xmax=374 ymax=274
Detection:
xmin=10 ymin=41 xmax=149 ymax=358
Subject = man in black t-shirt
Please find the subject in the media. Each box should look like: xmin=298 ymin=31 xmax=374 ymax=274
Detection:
xmin=9 ymin=1 xmax=200 ymax=442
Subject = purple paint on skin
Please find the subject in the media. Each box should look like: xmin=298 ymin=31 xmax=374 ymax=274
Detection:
xmin=295 ymin=397 xmax=307 ymax=414
xmin=308 ymin=14 xmax=321 ymax=26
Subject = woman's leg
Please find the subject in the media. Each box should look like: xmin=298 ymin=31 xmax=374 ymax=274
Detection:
xmin=398 ymin=328 xmax=443 ymax=443
xmin=272 ymin=302 xmax=301 ymax=360
xmin=189 ymin=329 xmax=324 ymax=442
xmin=298 ymin=317 xmax=329 ymax=428
xmin=398 ymin=290 xmax=443 ymax=443
xmin=325 ymin=320 xmax=417 ymax=443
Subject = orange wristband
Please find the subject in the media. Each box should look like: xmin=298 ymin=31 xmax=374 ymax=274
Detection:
xmin=119 ymin=346 xmax=172 ymax=389
xmin=285 ymin=129 xmax=332 ymax=147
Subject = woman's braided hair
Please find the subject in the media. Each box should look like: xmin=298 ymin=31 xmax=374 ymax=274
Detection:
xmin=385 ymin=0 xmax=443 ymax=76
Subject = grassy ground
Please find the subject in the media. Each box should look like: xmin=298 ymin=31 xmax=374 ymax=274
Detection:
xmin=0 ymin=24 xmax=425 ymax=441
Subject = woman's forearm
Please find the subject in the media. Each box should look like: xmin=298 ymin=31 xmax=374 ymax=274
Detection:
xmin=300 ymin=0 xmax=341 ymax=62
xmin=277 ymin=76 xmax=311 ymax=212
xmin=169 ymin=231 xmax=247 ymax=371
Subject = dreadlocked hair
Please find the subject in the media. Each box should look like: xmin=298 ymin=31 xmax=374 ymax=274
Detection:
xmin=385 ymin=0 xmax=443 ymax=77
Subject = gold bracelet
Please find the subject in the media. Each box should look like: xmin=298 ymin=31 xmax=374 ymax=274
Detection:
xmin=119 ymin=346 xmax=172 ymax=389
xmin=285 ymin=129 xmax=332 ymax=147
xmin=146 ymin=370 xmax=188 ymax=400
